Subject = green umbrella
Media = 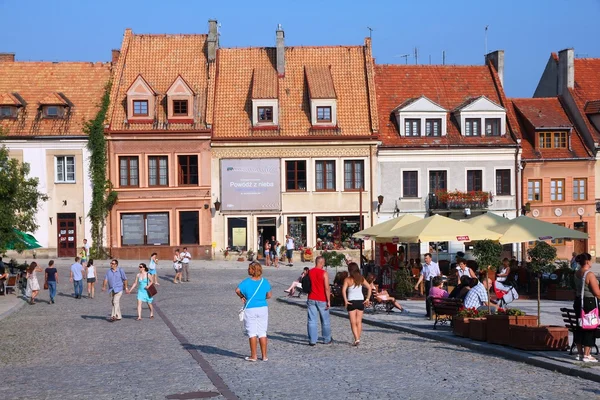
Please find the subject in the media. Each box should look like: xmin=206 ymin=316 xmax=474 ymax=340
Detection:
xmin=6 ymin=229 xmax=42 ymax=250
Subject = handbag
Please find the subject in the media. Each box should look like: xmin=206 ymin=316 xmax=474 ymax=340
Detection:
xmin=43 ymin=282 xmax=48 ymax=290
xmin=146 ymin=276 xmax=157 ymax=298
xmin=578 ymin=270 xmax=599 ymax=330
xmin=238 ymin=278 xmax=264 ymax=322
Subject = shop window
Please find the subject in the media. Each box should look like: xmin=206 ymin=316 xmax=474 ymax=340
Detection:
xmin=121 ymin=212 xmax=169 ymax=246
xmin=227 ymin=217 xmax=247 ymax=251
xmin=315 ymin=216 xmax=362 ymax=250
xmin=179 ymin=211 xmax=199 ymax=245
xmin=287 ymin=217 xmax=307 ymax=249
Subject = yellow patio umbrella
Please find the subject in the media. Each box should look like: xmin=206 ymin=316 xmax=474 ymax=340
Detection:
xmin=462 ymin=212 xmax=508 ymax=230
xmin=490 ymin=215 xmax=588 ymax=244
xmin=353 ymin=214 xmax=421 ymax=240
xmin=375 ymin=214 xmax=502 ymax=244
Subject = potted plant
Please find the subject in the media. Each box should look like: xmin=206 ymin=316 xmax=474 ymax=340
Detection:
xmin=528 ymin=241 xmax=557 ymax=325
xmin=473 ymin=239 xmax=502 ymax=284
xmin=453 ymin=307 xmax=479 ymax=337
xmin=302 ymin=247 xmax=314 ymax=263
xmin=246 ymin=249 xmax=255 ymax=262
xmin=469 ymin=309 xmax=490 ymax=342
xmin=486 ymin=308 xmax=537 ymax=346
xmin=322 ymin=250 xmax=346 ymax=272
xmin=392 ymin=268 xmax=414 ymax=300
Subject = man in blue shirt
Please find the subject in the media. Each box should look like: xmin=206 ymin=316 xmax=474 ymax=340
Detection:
xmin=69 ymin=257 xmax=85 ymax=299
xmin=102 ymin=259 xmax=128 ymax=321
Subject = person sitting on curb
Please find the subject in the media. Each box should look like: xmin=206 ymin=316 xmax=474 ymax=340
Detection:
xmin=284 ymin=267 xmax=309 ymax=296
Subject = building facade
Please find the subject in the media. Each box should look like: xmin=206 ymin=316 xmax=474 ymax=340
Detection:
xmin=0 ymin=54 xmax=111 ymax=257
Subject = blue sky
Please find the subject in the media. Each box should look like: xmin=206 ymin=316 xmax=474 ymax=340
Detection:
xmin=2 ymin=0 xmax=598 ymax=97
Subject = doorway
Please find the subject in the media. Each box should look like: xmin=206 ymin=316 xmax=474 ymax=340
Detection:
xmin=574 ymin=222 xmax=588 ymax=254
xmin=227 ymin=217 xmax=247 ymax=251
xmin=57 ymin=213 xmax=77 ymax=257
xmin=257 ymin=217 xmax=277 ymax=254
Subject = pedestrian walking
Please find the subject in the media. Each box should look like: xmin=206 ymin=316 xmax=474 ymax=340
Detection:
xmin=342 ymin=262 xmax=371 ymax=346
xmin=25 ymin=262 xmax=42 ymax=305
xmin=263 ymin=241 xmax=271 ymax=267
xmin=574 ymin=253 xmax=600 ymax=362
xmin=45 ymin=260 xmax=58 ymax=304
xmin=235 ymin=262 xmax=272 ymax=361
xmin=127 ymin=263 xmax=154 ymax=320
xmin=101 ymin=259 xmax=128 ymax=322
xmin=173 ymin=248 xmax=183 ymax=284
xmin=148 ymin=253 xmax=159 ymax=286
xmin=69 ymin=257 xmax=85 ymax=299
xmin=285 ymin=234 xmax=295 ymax=266
xmin=307 ymin=256 xmax=333 ymax=346
xmin=273 ymin=241 xmax=281 ymax=268
xmin=269 ymin=235 xmax=277 ymax=262
xmin=414 ymin=253 xmax=441 ymax=318
xmin=181 ymin=247 xmax=192 ymax=282
xmin=83 ymin=238 xmax=91 ymax=259
xmin=79 ymin=246 xmax=88 ymax=267
xmin=86 ymin=259 xmax=97 ymax=299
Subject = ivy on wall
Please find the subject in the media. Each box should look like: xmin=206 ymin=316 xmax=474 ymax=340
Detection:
xmin=85 ymin=81 xmax=117 ymax=258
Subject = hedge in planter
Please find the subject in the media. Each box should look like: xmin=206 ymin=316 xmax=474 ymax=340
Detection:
xmin=486 ymin=308 xmax=537 ymax=346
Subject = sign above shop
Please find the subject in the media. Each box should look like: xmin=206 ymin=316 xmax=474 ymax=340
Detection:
xmin=220 ymin=159 xmax=281 ymax=211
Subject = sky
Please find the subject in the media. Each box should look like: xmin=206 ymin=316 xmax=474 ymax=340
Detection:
xmin=2 ymin=0 xmax=599 ymax=97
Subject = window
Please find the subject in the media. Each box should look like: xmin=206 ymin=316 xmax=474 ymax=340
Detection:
xmin=539 ymin=131 xmax=567 ymax=148
xmin=148 ymin=156 xmax=168 ymax=186
xmin=121 ymin=212 xmax=169 ymax=246
xmin=344 ymin=160 xmax=364 ymax=190
xmin=178 ymin=155 xmax=198 ymax=185
xmin=288 ymin=217 xmax=307 ymax=248
xmin=405 ymin=119 xmax=421 ymax=136
xmin=315 ymin=216 xmax=362 ymax=250
xmin=316 ymin=106 xmax=332 ymax=122
xmin=133 ymin=100 xmax=148 ymax=116
xmin=465 ymin=118 xmax=481 ymax=136
xmin=429 ymin=170 xmax=447 ymax=192
xmin=55 ymin=156 xmax=75 ymax=183
xmin=258 ymin=106 xmax=273 ymax=122
xmin=528 ymin=179 xmax=542 ymax=202
xmin=0 ymin=106 xmax=15 ymax=118
xmin=554 ymin=132 xmax=567 ymax=148
xmin=485 ymin=118 xmax=501 ymax=136
xmin=286 ymin=160 xmax=306 ymax=191
xmin=573 ymin=178 xmax=587 ymax=201
xmin=119 ymin=156 xmax=139 ymax=187
xmin=551 ymin=223 xmax=565 ymax=246
xmin=402 ymin=171 xmax=418 ymax=198
xmin=539 ymin=132 xmax=552 ymax=148
xmin=315 ymin=160 xmax=335 ymax=191
xmin=467 ymin=170 xmax=483 ymax=192
xmin=550 ymin=179 xmax=565 ymax=201
xmin=44 ymin=106 xmax=60 ymax=118
xmin=495 ymin=169 xmax=511 ymax=195
xmin=173 ymin=100 xmax=188 ymax=116
xmin=179 ymin=211 xmax=199 ymax=245
xmin=425 ymin=119 xmax=441 ymax=137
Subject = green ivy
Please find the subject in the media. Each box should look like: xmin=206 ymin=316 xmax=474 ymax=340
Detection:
xmin=85 ymin=81 xmax=116 ymax=259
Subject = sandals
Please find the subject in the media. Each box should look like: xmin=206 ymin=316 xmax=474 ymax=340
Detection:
xmin=150 ymin=315 xmax=154 ymax=319
xmin=244 ymin=357 xmax=257 ymax=362
xmin=583 ymin=356 xmax=599 ymax=363
xmin=353 ymin=340 xmax=360 ymax=346
xmin=135 ymin=317 xmax=142 ymax=321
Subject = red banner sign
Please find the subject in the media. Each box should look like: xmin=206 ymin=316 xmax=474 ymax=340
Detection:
xmin=456 ymin=236 xmax=470 ymax=241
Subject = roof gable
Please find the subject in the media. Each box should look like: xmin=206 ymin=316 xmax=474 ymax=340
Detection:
xmin=394 ymin=96 xmax=446 ymax=112
xmin=39 ymin=92 xmax=69 ymax=106
xmin=127 ymin=74 xmax=156 ymax=96
xmin=0 ymin=92 xmax=23 ymax=106
xmin=456 ymin=96 xmax=504 ymax=112
xmin=166 ymin=75 xmax=195 ymax=96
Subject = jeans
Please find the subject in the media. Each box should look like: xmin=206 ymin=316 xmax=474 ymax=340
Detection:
xmin=307 ymin=299 xmax=331 ymax=344
xmin=73 ymin=280 xmax=83 ymax=297
xmin=48 ymin=281 xmax=57 ymax=301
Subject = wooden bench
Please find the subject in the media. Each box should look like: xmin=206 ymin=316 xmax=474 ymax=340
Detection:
xmin=560 ymin=307 xmax=600 ymax=355
xmin=430 ymin=297 xmax=463 ymax=330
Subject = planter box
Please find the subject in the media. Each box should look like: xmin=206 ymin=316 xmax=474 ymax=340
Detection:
xmin=509 ymin=325 xmax=569 ymax=351
xmin=546 ymin=286 xmax=575 ymax=301
xmin=486 ymin=314 xmax=538 ymax=346
xmin=453 ymin=317 xmax=471 ymax=337
xmin=469 ymin=318 xmax=487 ymax=341
xmin=237 ymin=257 xmax=245 ymax=262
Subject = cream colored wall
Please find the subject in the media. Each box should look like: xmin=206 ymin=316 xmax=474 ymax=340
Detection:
xmin=8 ymin=149 xmax=23 ymax=163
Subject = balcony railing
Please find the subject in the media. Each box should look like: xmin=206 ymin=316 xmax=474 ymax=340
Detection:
xmin=428 ymin=191 xmax=490 ymax=210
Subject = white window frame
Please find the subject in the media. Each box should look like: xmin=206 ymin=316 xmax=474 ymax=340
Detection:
xmin=252 ymin=99 xmax=279 ymax=126
xmin=55 ymin=155 xmax=76 ymax=183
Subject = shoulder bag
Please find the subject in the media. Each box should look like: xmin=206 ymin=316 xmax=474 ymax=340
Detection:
xmin=238 ymin=278 xmax=264 ymax=322
xmin=579 ymin=270 xmax=599 ymax=330
xmin=146 ymin=274 xmax=157 ymax=298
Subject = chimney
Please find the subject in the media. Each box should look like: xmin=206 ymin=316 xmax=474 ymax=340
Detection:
xmin=485 ymin=50 xmax=504 ymax=87
xmin=276 ymin=24 xmax=285 ymax=77
xmin=0 ymin=53 xmax=15 ymax=62
xmin=111 ymin=49 xmax=120 ymax=64
xmin=207 ymin=19 xmax=218 ymax=62
xmin=558 ymin=48 xmax=574 ymax=95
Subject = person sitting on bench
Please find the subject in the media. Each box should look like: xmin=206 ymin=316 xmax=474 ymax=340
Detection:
xmin=449 ymin=275 xmax=471 ymax=300
xmin=429 ymin=276 xmax=449 ymax=299
xmin=284 ymin=267 xmax=310 ymax=296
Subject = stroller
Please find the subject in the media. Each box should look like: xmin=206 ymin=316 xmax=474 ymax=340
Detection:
xmin=493 ymin=280 xmax=519 ymax=308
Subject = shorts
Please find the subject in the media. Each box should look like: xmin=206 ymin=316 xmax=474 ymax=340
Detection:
xmin=173 ymin=263 xmax=182 ymax=271
xmin=347 ymin=300 xmax=365 ymax=312
xmin=264 ymin=250 xmax=270 ymax=258
xmin=148 ymin=269 xmax=156 ymax=275
xmin=87 ymin=277 xmax=96 ymax=283
xmin=243 ymin=306 xmax=269 ymax=338
xmin=286 ymin=249 xmax=293 ymax=259
xmin=270 ymin=250 xmax=277 ymax=258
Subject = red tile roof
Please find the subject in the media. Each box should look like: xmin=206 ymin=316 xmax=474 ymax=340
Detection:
xmin=511 ymin=97 xmax=591 ymax=160
xmin=107 ymin=30 xmax=214 ymax=132
xmin=572 ymin=58 xmax=600 ymax=140
xmin=251 ymin=67 xmax=278 ymax=99
xmin=212 ymin=42 xmax=377 ymax=139
xmin=584 ymin=100 xmax=600 ymax=114
xmin=0 ymin=61 xmax=111 ymax=136
xmin=0 ymin=92 xmax=22 ymax=106
xmin=374 ymin=63 xmax=520 ymax=148
xmin=305 ymin=66 xmax=336 ymax=99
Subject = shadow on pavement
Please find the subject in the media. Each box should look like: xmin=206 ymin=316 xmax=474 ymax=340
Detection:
xmin=182 ymin=343 xmax=245 ymax=359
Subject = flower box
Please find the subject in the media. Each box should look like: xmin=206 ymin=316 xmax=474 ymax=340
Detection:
xmin=486 ymin=314 xmax=538 ymax=346
xmin=469 ymin=318 xmax=487 ymax=341
xmin=237 ymin=257 xmax=245 ymax=262
xmin=508 ymin=325 xmax=569 ymax=351
xmin=453 ymin=317 xmax=471 ymax=337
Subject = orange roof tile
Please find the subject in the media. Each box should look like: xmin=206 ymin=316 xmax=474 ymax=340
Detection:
xmin=572 ymin=58 xmax=600 ymax=140
xmin=213 ymin=44 xmax=376 ymax=139
xmin=39 ymin=92 xmax=69 ymax=106
xmin=305 ymin=66 xmax=336 ymax=99
xmin=374 ymin=63 xmax=520 ymax=148
xmin=511 ymin=97 xmax=591 ymax=160
xmin=0 ymin=92 xmax=23 ymax=106
xmin=0 ymin=61 xmax=111 ymax=136
xmin=107 ymin=30 xmax=214 ymax=131
xmin=585 ymin=100 xmax=600 ymax=114
xmin=251 ymin=67 xmax=278 ymax=99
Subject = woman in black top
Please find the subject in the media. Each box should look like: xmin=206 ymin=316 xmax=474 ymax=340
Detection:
xmin=45 ymin=260 xmax=58 ymax=304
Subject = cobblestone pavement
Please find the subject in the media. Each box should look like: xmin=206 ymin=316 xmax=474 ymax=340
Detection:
xmin=1 ymin=261 xmax=600 ymax=399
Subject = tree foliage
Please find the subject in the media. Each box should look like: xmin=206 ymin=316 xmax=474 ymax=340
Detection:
xmin=472 ymin=239 xmax=503 ymax=269
xmin=0 ymin=141 xmax=48 ymax=254
xmin=527 ymin=241 xmax=557 ymax=274
xmin=85 ymin=81 xmax=117 ymax=258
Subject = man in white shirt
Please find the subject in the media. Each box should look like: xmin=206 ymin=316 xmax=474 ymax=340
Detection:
xmin=414 ymin=253 xmax=441 ymax=318
xmin=285 ymin=235 xmax=295 ymax=267
xmin=181 ymin=247 xmax=192 ymax=282
xmin=83 ymin=238 xmax=91 ymax=259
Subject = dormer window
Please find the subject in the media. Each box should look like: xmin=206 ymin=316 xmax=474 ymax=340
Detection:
xmin=0 ymin=106 xmax=16 ymax=118
xmin=166 ymin=76 xmax=195 ymax=122
xmin=0 ymin=93 xmax=24 ymax=119
xmin=465 ymin=118 xmax=481 ymax=136
xmin=258 ymin=106 xmax=273 ymax=122
xmin=133 ymin=100 xmax=148 ymax=116
xmin=39 ymin=92 xmax=70 ymax=119
xmin=305 ymin=66 xmax=337 ymax=126
xmin=126 ymin=75 xmax=156 ymax=122
xmin=425 ymin=119 xmax=441 ymax=137
xmin=317 ymin=106 xmax=331 ymax=123
xmin=173 ymin=100 xmax=188 ymax=116
xmin=393 ymin=96 xmax=447 ymax=137
xmin=251 ymin=68 xmax=278 ymax=128
xmin=456 ymin=96 xmax=506 ymax=137
xmin=46 ymin=106 xmax=59 ymax=118
xmin=538 ymin=131 xmax=567 ymax=149
xmin=405 ymin=119 xmax=421 ymax=136
xmin=485 ymin=118 xmax=501 ymax=136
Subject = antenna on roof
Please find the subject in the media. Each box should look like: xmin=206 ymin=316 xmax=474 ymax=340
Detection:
xmin=367 ymin=27 xmax=373 ymax=39
xmin=429 ymin=55 xmax=431 ymax=65
xmin=414 ymin=47 xmax=418 ymax=65
xmin=442 ymin=50 xmax=446 ymax=65
xmin=484 ymin=25 xmax=489 ymax=56
xmin=394 ymin=54 xmax=410 ymax=64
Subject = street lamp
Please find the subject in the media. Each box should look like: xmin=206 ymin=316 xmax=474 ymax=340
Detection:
xmin=377 ymin=195 xmax=384 ymax=213
xmin=214 ymin=198 xmax=221 ymax=211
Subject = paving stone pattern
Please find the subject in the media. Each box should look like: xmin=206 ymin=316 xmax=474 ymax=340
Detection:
xmin=1 ymin=261 xmax=600 ymax=399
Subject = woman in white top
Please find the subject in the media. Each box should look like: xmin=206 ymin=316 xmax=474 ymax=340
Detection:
xmin=455 ymin=258 xmax=476 ymax=281
xmin=495 ymin=258 xmax=512 ymax=292
xmin=173 ymin=249 xmax=183 ymax=284
xmin=342 ymin=262 xmax=372 ymax=346
xmin=86 ymin=259 xmax=97 ymax=299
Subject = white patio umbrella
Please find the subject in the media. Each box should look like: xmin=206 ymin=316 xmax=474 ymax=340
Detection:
xmin=353 ymin=214 xmax=421 ymax=240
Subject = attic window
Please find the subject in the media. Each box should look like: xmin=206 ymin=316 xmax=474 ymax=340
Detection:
xmin=173 ymin=100 xmax=188 ymax=116
xmin=258 ymin=106 xmax=273 ymax=122
xmin=44 ymin=106 xmax=63 ymax=119
xmin=485 ymin=118 xmax=501 ymax=136
xmin=317 ymin=106 xmax=331 ymax=122
xmin=465 ymin=118 xmax=481 ymax=136
xmin=0 ymin=106 xmax=16 ymax=118
xmin=539 ymin=131 xmax=567 ymax=149
xmin=133 ymin=100 xmax=148 ymax=116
